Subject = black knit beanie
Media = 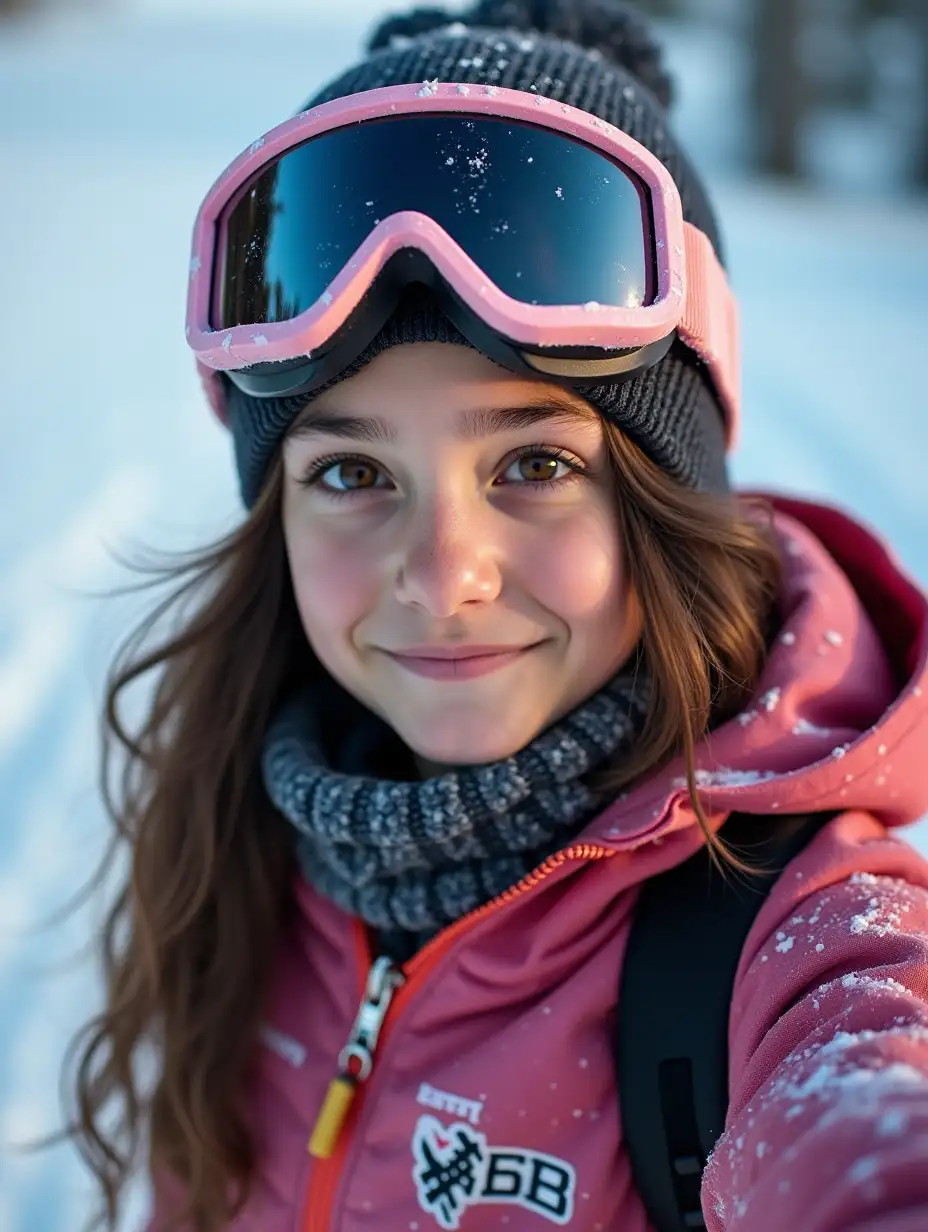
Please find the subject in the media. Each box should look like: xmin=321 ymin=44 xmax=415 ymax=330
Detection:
xmin=226 ymin=0 xmax=732 ymax=507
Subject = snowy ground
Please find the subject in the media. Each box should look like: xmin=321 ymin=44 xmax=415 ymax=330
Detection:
xmin=1 ymin=9 xmax=926 ymax=1231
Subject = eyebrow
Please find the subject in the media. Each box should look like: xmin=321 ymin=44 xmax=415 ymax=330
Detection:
xmin=285 ymin=396 xmax=600 ymax=445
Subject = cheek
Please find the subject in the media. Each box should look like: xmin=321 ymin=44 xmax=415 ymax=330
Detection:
xmin=285 ymin=522 xmax=380 ymax=647
xmin=526 ymin=506 xmax=631 ymax=624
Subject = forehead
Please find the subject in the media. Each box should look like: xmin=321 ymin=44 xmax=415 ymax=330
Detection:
xmin=287 ymin=342 xmax=603 ymax=443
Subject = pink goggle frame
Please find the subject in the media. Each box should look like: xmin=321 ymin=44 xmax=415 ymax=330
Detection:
xmin=186 ymin=82 xmax=740 ymax=448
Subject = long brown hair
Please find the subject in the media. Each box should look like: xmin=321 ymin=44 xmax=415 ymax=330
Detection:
xmin=58 ymin=431 xmax=781 ymax=1232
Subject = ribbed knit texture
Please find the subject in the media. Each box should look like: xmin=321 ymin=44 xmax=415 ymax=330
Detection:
xmin=262 ymin=663 xmax=650 ymax=953
xmin=225 ymin=0 xmax=732 ymax=506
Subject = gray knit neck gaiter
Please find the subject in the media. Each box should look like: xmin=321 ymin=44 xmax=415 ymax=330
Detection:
xmin=262 ymin=664 xmax=650 ymax=952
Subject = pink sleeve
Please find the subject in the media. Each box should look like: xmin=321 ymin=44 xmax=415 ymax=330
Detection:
xmin=701 ymin=811 xmax=928 ymax=1230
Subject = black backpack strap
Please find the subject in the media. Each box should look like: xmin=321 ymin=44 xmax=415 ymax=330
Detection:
xmin=616 ymin=810 xmax=834 ymax=1231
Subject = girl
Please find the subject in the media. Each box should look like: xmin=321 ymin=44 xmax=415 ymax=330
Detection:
xmin=65 ymin=2 xmax=928 ymax=1230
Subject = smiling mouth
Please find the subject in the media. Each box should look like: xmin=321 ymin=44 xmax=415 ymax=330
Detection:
xmin=382 ymin=643 xmax=543 ymax=681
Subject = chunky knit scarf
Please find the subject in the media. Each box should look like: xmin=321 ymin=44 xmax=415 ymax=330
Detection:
xmin=262 ymin=665 xmax=649 ymax=952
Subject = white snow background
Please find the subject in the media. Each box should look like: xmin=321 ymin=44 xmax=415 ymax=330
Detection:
xmin=0 ymin=4 xmax=926 ymax=1229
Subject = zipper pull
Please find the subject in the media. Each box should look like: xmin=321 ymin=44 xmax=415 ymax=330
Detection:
xmin=308 ymin=955 xmax=404 ymax=1159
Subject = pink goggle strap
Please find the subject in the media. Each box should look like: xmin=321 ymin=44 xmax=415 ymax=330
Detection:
xmin=680 ymin=223 xmax=741 ymax=449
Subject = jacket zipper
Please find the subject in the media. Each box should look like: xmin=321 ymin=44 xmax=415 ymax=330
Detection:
xmin=300 ymin=842 xmax=613 ymax=1232
xmin=308 ymin=955 xmax=405 ymax=1159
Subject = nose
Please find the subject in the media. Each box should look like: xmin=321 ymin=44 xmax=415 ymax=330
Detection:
xmin=393 ymin=492 xmax=503 ymax=617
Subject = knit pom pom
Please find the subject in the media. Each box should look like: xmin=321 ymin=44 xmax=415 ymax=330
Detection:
xmin=366 ymin=0 xmax=674 ymax=109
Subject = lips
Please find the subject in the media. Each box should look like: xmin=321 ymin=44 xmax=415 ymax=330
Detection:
xmin=388 ymin=644 xmax=534 ymax=660
xmin=382 ymin=643 xmax=541 ymax=681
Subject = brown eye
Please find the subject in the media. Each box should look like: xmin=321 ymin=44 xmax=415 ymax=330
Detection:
xmin=322 ymin=460 xmax=381 ymax=491
xmin=517 ymin=455 xmax=561 ymax=482
xmin=500 ymin=450 xmax=576 ymax=486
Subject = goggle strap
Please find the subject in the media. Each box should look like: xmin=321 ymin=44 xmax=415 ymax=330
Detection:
xmin=680 ymin=223 xmax=741 ymax=449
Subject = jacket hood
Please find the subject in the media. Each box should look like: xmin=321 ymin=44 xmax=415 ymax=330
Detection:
xmin=591 ymin=494 xmax=928 ymax=846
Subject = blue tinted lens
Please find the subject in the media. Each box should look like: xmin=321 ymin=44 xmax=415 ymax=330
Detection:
xmin=217 ymin=114 xmax=654 ymax=329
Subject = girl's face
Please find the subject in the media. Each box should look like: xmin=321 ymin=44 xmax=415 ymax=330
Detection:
xmin=281 ymin=343 xmax=642 ymax=768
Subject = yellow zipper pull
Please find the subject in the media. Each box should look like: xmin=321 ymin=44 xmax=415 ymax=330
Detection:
xmin=308 ymin=1076 xmax=357 ymax=1160
xmin=308 ymin=956 xmax=404 ymax=1159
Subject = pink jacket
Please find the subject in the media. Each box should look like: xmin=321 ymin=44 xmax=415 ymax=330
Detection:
xmin=147 ymin=495 xmax=928 ymax=1231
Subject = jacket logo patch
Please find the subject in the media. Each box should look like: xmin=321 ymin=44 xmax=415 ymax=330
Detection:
xmin=412 ymin=1114 xmax=576 ymax=1229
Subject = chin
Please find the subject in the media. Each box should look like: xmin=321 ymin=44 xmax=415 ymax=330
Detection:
xmin=397 ymin=711 xmax=542 ymax=768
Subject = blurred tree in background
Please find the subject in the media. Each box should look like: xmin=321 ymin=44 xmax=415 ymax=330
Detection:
xmin=639 ymin=0 xmax=928 ymax=190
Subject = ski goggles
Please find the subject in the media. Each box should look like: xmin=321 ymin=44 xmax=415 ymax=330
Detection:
xmin=186 ymin=83 xmax=740 ymax=446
